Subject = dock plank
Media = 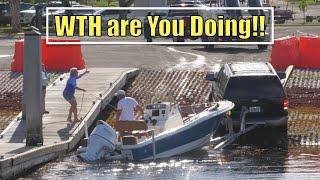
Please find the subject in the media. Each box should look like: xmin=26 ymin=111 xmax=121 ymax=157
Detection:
xmin=0 ymin=68 xmax=134 ymax=161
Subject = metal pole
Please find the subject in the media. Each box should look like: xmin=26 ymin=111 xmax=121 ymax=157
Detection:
xmin=24 ymin=28 xmax=43 ymax=146
xmin=152 ymin=129 xmax=156 ymax=160
xmin=84 ymin=120 xmax=89 ymax=139
xmin=240 ymin=107 xmax=249 ymax=131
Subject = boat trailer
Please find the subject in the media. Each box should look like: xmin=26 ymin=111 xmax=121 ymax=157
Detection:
xmin=211 ymin=107 xmax=259 ymax=150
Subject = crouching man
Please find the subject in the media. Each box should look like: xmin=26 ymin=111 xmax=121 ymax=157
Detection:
xmin=115 ymin=90 xmax=143 ymax=121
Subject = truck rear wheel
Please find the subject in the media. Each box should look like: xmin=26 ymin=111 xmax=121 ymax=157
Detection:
xmin=258 ymin=45 xmax=268 ymax=50
xmin=205 ymin=44 xmax=215 ymax=50
xmin=173 ymin=36 xmax=185 ymax=42
xmin=202 ymin=35 xmax=215 ymax=50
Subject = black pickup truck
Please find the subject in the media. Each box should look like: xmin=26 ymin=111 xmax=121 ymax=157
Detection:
xmin=206 ymin=62 xmax=288 ymax=131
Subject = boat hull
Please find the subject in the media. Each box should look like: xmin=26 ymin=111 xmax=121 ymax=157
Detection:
xmin=124 ymin=113 xmax=223 ymax=161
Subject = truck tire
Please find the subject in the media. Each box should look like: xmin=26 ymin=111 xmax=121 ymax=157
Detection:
xmin=202 ymin=35 xmax=214 ymax=50
xmin=306 ymin=16 xmax=313 ymax=23
xmin=31 ymin=17 xmax=36 ymax=26
xmin=173 ymin=36 xmax=185 ymax=42
xmin=205 ymin=44 xmax=214 ymax=50
xmin=258 ymin=45 xmax=268 ymax=50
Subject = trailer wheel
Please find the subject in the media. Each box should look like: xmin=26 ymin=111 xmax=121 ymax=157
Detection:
xmin=258 ymin=45 xmax=268 ymax=50
xmin=173 ymin=36 xmax=185 ymax=42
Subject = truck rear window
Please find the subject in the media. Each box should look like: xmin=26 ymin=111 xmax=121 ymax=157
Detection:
xmin=224 ymin=76 xmax=285 ymax=99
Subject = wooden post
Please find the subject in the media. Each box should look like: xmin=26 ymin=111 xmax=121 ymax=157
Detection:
xmin=24 ymin=28 xmax=43 ymax=146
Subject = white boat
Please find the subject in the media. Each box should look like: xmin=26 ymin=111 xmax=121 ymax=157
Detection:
xmin=78 ymin=100 xmax=234 ymax=161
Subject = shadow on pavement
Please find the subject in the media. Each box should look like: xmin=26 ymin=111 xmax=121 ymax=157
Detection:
xmin=192 ymin=47 xmax=269 ymax=54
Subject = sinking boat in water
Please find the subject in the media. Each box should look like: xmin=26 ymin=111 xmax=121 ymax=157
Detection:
xmin=77 ymin=100 xmax=234 ymax=161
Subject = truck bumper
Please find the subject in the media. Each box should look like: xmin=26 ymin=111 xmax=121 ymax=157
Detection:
xmin=232 ymin=116 xmax=288 ymax=129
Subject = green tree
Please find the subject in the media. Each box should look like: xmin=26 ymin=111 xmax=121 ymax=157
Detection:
xmin=283 ymin=0 xmax=290 ymax=11
xmin=298 ymin=0 xmax=308 ymax=23
xmin=118 ymin=0 xmax=134 ymax=19
xmin=34 ymin=0 xmax=42 ymax=31
xmin=9 ymin=0 xmax=21 ymax=33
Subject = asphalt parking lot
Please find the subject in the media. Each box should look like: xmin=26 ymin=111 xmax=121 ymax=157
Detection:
xmin=0 ymin=26 xmax=320 ymax=71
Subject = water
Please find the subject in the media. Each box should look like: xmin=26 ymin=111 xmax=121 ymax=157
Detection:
xmin=24 ymin=105 xmax=320 ymax=179
xmin=25 ymin=145 xmax=320 ymax=179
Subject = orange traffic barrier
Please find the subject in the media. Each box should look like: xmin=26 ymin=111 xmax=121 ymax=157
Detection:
xmin=10 ymin=38 xmax=85 ymax=72
xmin=41 ymin=38 xmax=48 ymax=68
xmin=11 ymin=40 xmax=24 ymax=72
xmin=299 ymin=36 xmax=320 ymax=69
xmin=44 ymin=39 xmax=85 ymax=71
xmin=270 ymin=36 xmax=300 ymax=71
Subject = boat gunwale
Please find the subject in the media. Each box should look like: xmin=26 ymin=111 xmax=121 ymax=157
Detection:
xmin=121 ymin=101 xmax=234 ymax=150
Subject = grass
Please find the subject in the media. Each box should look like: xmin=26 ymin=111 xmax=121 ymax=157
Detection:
xmin=92 ymin=1 xmax=119 ymax=7
xmin=306 ymin=0 xmax=320 ymax=5
xmin=12 ymin=0 xmax=119 ymax=7
xmin=0 ymin=26 xmax=29 ymax=34
xmin=0 ymin=0 xmax=120 ymax=35
xmin=0 ymin=26 xmax=56 ymax=35
xmin=0 ymin=26 xmax=12 ymax=34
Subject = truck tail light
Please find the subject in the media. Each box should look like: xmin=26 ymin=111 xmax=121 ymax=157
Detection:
xmin=283 ymin=99 xmax=289 ymax=109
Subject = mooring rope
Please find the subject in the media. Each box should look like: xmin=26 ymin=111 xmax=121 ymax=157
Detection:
xmin=79 ymin=91 xmax=85 ymax=119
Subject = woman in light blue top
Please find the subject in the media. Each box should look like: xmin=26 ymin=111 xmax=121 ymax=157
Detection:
xmin=63 ymin=68 xmax=89 ymax=123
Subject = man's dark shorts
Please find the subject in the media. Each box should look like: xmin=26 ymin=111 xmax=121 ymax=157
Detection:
xmin=63 ymin=90 xmax=75 ymax=101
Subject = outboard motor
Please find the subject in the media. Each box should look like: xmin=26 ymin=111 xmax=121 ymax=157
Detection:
xmin=224 ymin=0 xmax=242 ymax=19
xmin=248 ymin=0 xmax=264 ymax=16
xmin=79 ymin=120 xmax=117 ymax=161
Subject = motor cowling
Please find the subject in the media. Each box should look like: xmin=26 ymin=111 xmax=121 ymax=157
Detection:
xmin=79 ymin=120 xmax=117 ymax=161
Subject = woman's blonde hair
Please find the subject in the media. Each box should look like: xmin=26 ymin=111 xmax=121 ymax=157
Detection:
xmin=70 ymin=67 xmax=78 ymax=77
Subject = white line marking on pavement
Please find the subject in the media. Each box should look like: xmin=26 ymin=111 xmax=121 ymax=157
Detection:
xmin=167 ymin=47 xmax=206 ymax=70
xmin=0 ymin=55 xmax=12 ymax=58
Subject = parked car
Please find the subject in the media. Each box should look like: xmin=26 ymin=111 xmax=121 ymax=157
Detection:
xmin=21 ymin=1 xmax=82 ymax=25
xmin=305 ymin=15 xmax=320 ymax=23
xmin=0 ymin=2 xmax=10 ymax=26
xmin=44 ymin=6 xmax=95 ymax=26
xmin=94 ymin=9 xmax=134 ymax=23
xmin=167 ymin=3 xmax=202 ymax=42
xmin=20 ymin=2 xmax=33 ymax=11
xmin=274 ymin=9 xmax=294 ymax=21
xmin=180 ymin=0 xmax=203 ymax=5
xmin=0 ymin=2 xmax=33 ymax=25
xmin=94 ymin=9 xmax=121 ymax=20
xmin=274 ymin=15 xmax=286 ymax=24
xmin=154 ymin=10 xmax=169 ymax=17
xmin=20 ymin=5 xmax=41 ymax=25
xmin=206 ymin=62 xmax=288 ymax=131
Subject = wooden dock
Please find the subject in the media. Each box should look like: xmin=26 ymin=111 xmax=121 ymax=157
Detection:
xmin=0 ymin=68 xmax=138 ymax=179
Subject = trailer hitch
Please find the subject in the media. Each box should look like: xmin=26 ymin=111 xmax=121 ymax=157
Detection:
xmin=211 ymin=107 xmax=258 ymax=150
